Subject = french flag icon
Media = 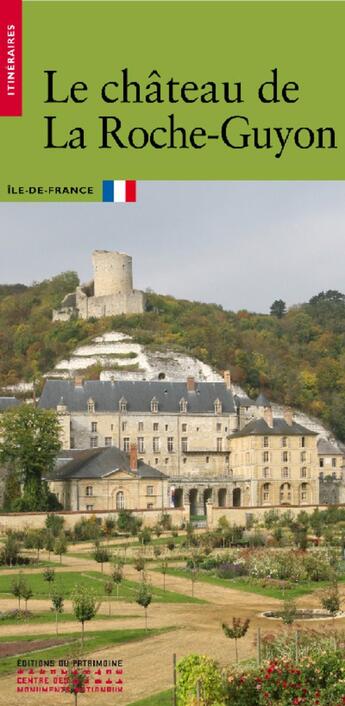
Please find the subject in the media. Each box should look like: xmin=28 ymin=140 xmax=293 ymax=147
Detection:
xmin=102 ymin=180 xmax=136 ymax=203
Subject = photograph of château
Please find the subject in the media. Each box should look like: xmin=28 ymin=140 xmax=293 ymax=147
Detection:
xmin=1 ymin=183 xmax=345 ymax=706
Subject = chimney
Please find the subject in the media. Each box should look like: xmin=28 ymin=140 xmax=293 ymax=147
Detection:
xmin=263 ymin=406 xmax=273 ymax=428
xmin=284 ymin=406 xmax=293 ymax=426
xmin=74 ymin=375 xmax=84 ymax=387
xmin=186 ymin=376 xmax=195 ymax=392
xmin=223 ymin=370 xmax=231 ymax=390
xmin=130 ymin=443 xmax=138 ymax=471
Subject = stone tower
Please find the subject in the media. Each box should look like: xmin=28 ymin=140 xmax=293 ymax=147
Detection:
xmin=93 ymin=250 xmax=133 ymax=298
xmin=52 ymin=249 xmax=144 ymax=321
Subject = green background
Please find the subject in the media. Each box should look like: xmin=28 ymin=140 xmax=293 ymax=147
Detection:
xmin=1 ymin=1 xmax=344 ymax=200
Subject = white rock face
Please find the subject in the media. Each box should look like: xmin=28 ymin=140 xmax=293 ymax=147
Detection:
xmin=48 ymin=331 xmax=222 ymax=382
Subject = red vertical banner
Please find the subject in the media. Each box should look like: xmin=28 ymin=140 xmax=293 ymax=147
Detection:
xmin=0 ymin=0 xmax=22 ymax=116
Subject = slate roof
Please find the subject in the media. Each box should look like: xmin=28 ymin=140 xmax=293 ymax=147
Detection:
xmin=234 ymin=394 xmax=256 ymax=408
xmin=229 ymin=417 xmax=317 ymax=438
xmin=39 ymin=380 xmax=236 ymax=414
xmin=0 ymin=397 xmax=20 ymax=411
xmin=317 ymin=438 xmax=343 ymax=455
xmin=48 ymin=446 xmax=167 ymax=481
xmin=256 ymin=393 xmax=271 ymax=407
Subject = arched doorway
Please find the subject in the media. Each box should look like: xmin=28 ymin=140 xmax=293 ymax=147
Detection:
xmin=189 ymin=488 xmax=198 ymax=516
xmin=172 ymin=487 xmax=183 ymax=508
xmin=218 ymin=488 xmax=227 ymax=507
xmin=279 ymin=483 xmax=291 ymax=505
xmin=203 ymin=488 xmax=213 ymax=514
xmin=232 ymin=487 xmax=241 ymax=507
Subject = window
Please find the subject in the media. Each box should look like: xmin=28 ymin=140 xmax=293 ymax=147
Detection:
xmin=301 ymin=451 xmax=306 ymax=462
xmin=105 ymin=437 xmax=112 ymax=447
xmin=87 ymin=398 xmax=95 ymax=414
xmin=91 ymin=421 xmax=97 ymax=433
xmin=300 ymin=483 xmax=308 ymax=502
xmin=153 ymin=422 xmax=159 ymax=431
xmin=85 ymin=486 xmax=93 ymax=496
xmin=300 ymin=467 xmax=307 ymax=478
xmin=280 ymin=482 xmax=291 ymax=503
xmin=263 ymin=483 xmax=270 ymax=502
xmin=217 ymin=422 xmax=222 ymax=432
xmin=86 ymin=505 xmax=94 ymax=511
xmin=138 ymin=421 xmax=144 ymax=431
xmin=301 ymin=436 xmax=305 ymax=447
xmin=90 ymin=437 xmax=98 ymax=448
xmin=119 ymin=397 xmax=127 ymax=413
xmin=263 ymin=436 xmax=269 ymax=448
xmin=151 ymin=397 xmax=159 ymax=413
xmin=214 ymin=398 xmax=222 ymax=414
xmin=263 ymin=451 xmax=269 ymax=463
xmin=332 ymin=458 xmax=337 ymax=468
xmin=217 ymin=438 xmax=223 ymax=452
xmin=282 ymin=451 xmax=288 ymax=463
xmin=225 ymin=455 xmax=230 ymax=466
xmin=281 ymin=467 xmax=289 ymax=479
xmin=155 ymin=458 xmax=159 ymax=465
xmin=179 ymin=398 xmax=188 ymax=413
xmin=206 ymin=456 xmax=209 ymax=463
xmin=182 ymin=423 xmax=187 ymax=432
xmin=147 ymin=503 xmax=154 ymax=510
xmin=116 ymin=491 xmax=124 ymax=510
xmin=282 ymin=437 xmax=287 ymax=448
xmin=165 ymin=424 xmax=169 ymax=431
xmin=111 ymin=424 xmax=114 ymax=431
xmin=123 ymin=437 xmax=130 ymax=452
xmin=165 ymin=458 xmax=169 ymax=464
xmin=167 ymin=437 xmax=174 ymax=452
xmin=153 ymin=437 xmax=160 ymax=453
xmin=137 ymin=437 xmax=144 ymax=453
xmin=183 ymin=457 xmax=187 ymax=464
xmin=263 ymin=467 xmax=270 ymax=478
xmin=122 ymin=421 xmax=127 ymax=432
xmin=70 ymin=437 xmax=75 ymax=449
xmin=181 ymin=437 xmax=188 ymax=453
xmin=147 ymin=485 xmax=154 ymax=496
xmin=319 ymin=458 xmax=324 ymax=468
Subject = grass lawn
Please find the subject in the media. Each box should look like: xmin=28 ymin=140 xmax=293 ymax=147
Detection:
xmin=0 ymin=627 xmax=172 ymax=676
xmin=0 ymin=570 xmax=205 ymax=603
xmin=127 ymin=689 xmax=173 ymax=705
xmin=0 ymin=611 xmax=137 ymax=626
xmin=156 ymin=567 xmax=338 ymax=600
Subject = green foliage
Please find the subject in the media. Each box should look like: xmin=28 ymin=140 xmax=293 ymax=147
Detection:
xmin=42 ymin=568 xmax=55 ymax=584
xmin=0 ymin=532 xmax=21 ymax=565
xmin=71 ymin=585 xmax=100 ymax=644
xmin=280 ymin=597 xmax=297 ymax=625
xmin=54 ymin=533 xmax=68 ymax=562
xmin=320 ymin=581 xmax=341 ymax=616
xmin=73 ymin=515 xmax=102 ymax=541
xmin=10 ymin=573 xmax=32 ymax=609
xmin=176 ymin=654 xmax=226 ymax=706
xmin=270 ymin=299 xmax=286 ymax=318
xmin=117 ymin=509 xmax=142 ymax=535
xmin=0 ymin=406 xmax=61 ymax=511
xmin=92 ymin=544 xmax=110 ymax=571
xmin=45 ymin=514 xmax=65 ymax=537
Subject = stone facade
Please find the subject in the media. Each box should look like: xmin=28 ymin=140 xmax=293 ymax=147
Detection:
xmin=37 ymin=374 xmax=338 ymax=514
xmin=53 ymin=250 xmax=145 ymax=321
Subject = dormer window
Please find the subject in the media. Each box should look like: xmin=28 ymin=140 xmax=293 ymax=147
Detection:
xmin=179 ymin=398 xmax=188 ymax=414
xmin=151 ymin=397 xmax=159 ymax=414
xmin=87 ymin=398 xmax=95 ymax=414
xmin=214 ymin=398 xmax=222 ymax=415
xmin=119 ymin=397 xmax=127 ymax=413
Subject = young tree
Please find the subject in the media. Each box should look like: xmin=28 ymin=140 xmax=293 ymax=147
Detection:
xmin=21 ymin=583 xmax=33 ymax=612
xmin=45 ymin=513 xmax=65 ymax=537
xmin=153 ymin=545 xmax=162 ymax=560
xmin=104 ymin=579 xmax=114 ymax=615
xmin=138 ymin=528 xmax=152 ymax=546
xmin=111 ymin=566 xmax=123 ymax=600
xmin=0 ymin=406 xmax=61 ymax=511
xmin=11 ymin=573 xmax=26 ymax=609
xmin=71 ymin=585 xmax=100 ymax=646
xmin=134 ymin=555 xmax=146 ymax=575
xmin=280 ymin=598 xmax=297 ymax=626
xmin=92 ymin=543 xmax=110 ymax=573
xmin=54 ymin=533 xmax=68 ymax=564
xmin=321 ymin=581 xmax=341 ymax=623
xmin=104 ymin=516 xmax=116 ymax=543
xmin=51 ymin=587 xmax=64 ymax=635
xmin=222 ymin=618 xmax=250 ymax=663
xmin=160 ymin=558 xmax=168 ymax=592
xmin=43 ymin=567 xmax=55 ymax=594
xmin=135 ymin=580 xmax=152 ymax=631
xmin=32 ymin=530 xmax=46 ymax=561
xmin=44 ymin=529 xmax=55 ymax=561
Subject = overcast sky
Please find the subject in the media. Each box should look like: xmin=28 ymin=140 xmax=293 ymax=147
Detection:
xmin=0 ymin=181 xmax=344 ymax=314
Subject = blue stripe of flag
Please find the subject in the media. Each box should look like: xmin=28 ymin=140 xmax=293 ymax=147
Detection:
xmin=102 ymin=180 xmax=114 ymax=202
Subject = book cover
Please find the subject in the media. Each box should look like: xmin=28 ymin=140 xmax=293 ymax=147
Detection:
xmin=0 ymin=2 xmax=344 ymax=705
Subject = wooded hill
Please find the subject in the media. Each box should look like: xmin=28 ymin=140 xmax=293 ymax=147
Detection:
xmin=0 ymin=272 xmax=344 ymax=440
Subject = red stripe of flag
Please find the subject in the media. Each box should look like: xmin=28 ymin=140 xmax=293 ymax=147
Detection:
xmin=125 ymin=180 xmax=136 ymax=202
xmin=0 ymin=0 xmax=22 ymax=116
